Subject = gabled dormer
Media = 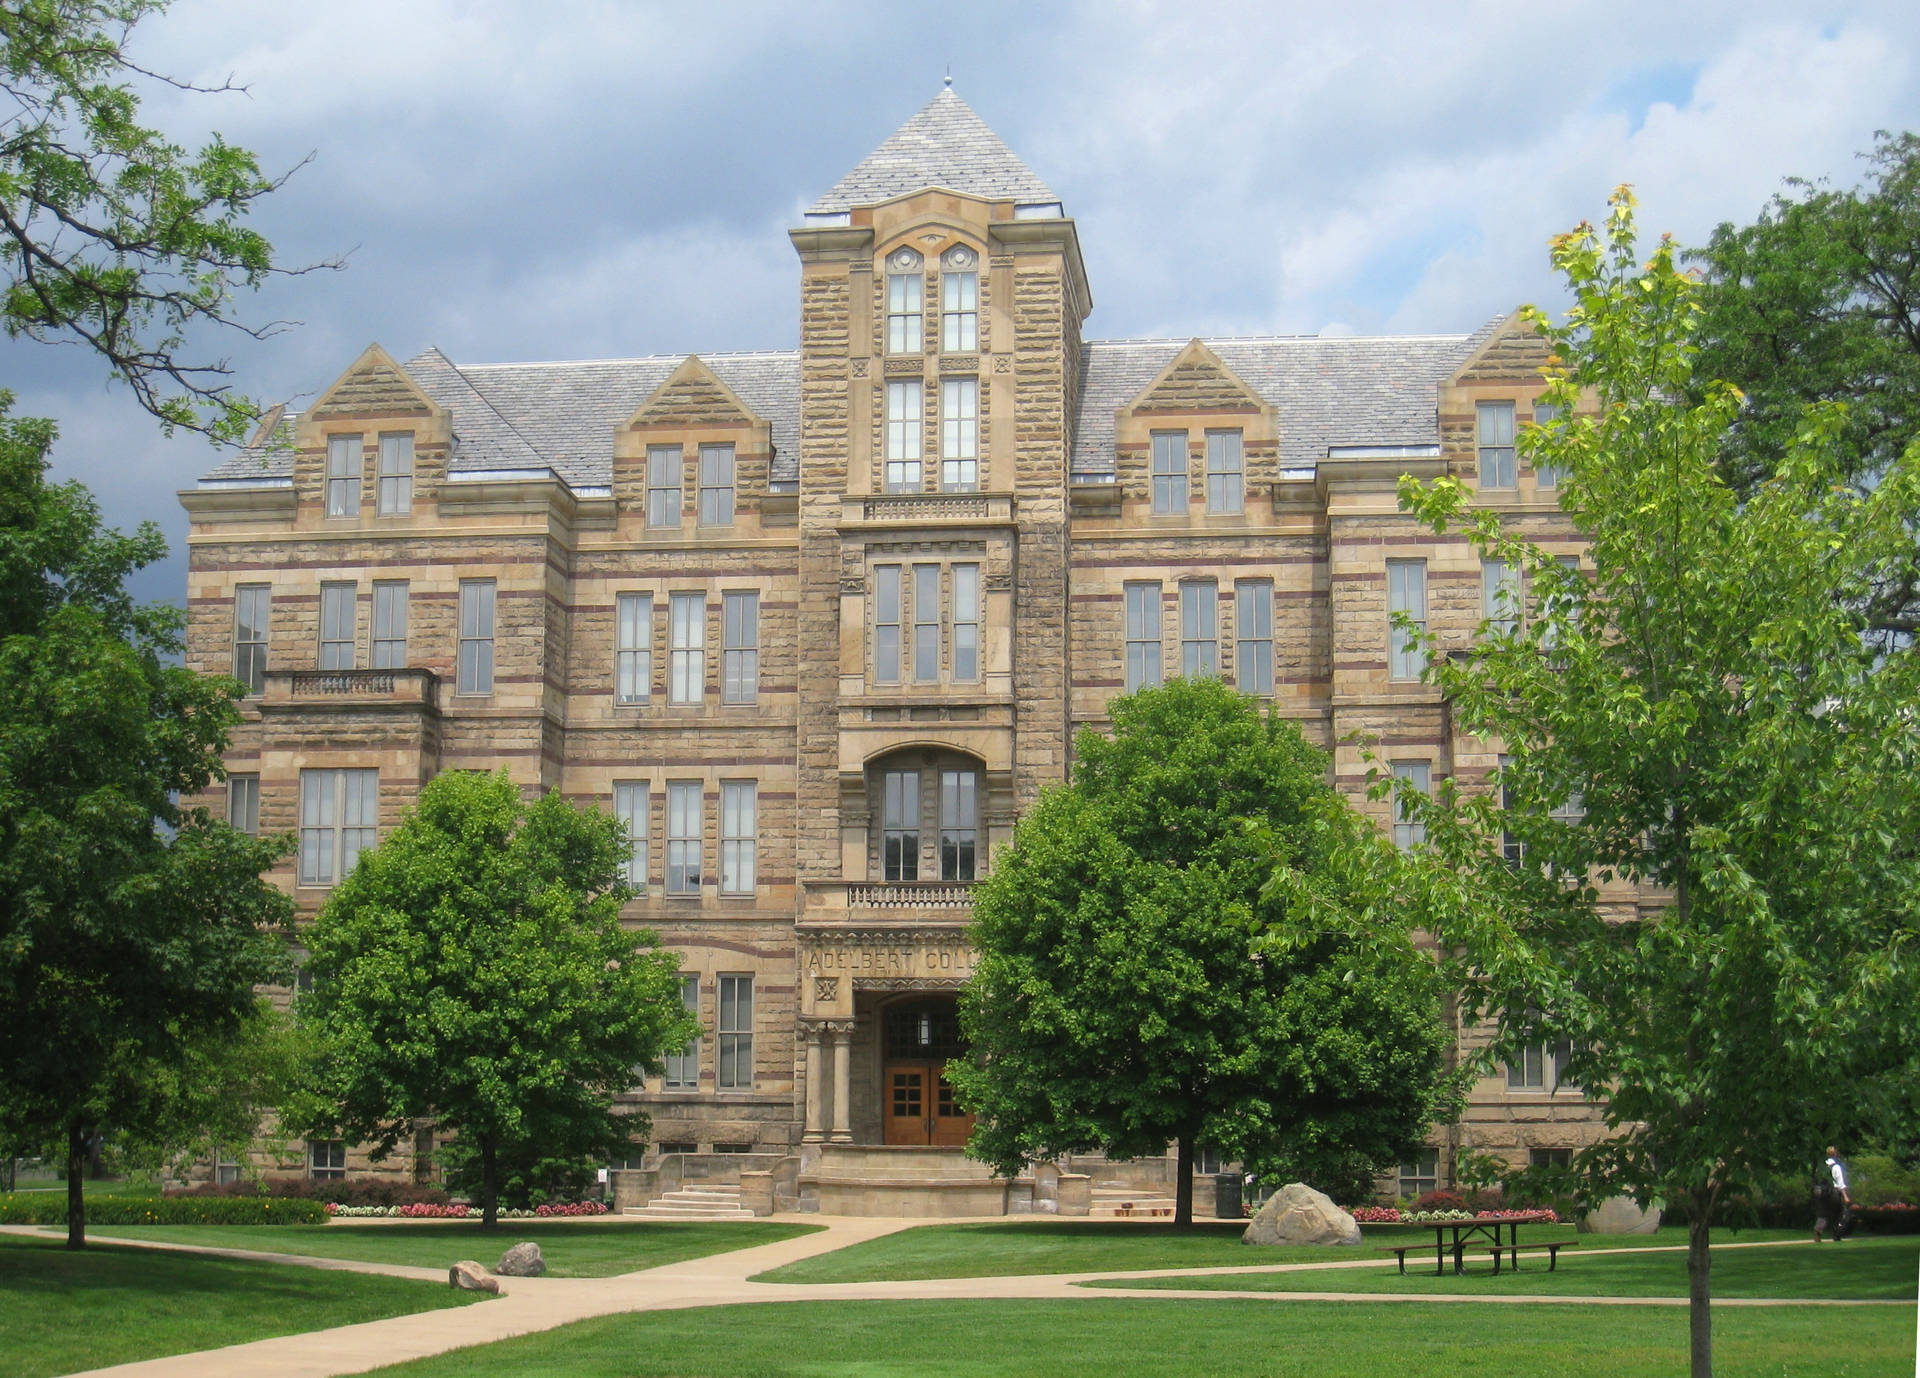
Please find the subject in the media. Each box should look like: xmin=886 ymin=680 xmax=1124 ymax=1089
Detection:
xmin=1112 ymin=340 xmax=1276 ymax=520
xmin=293 ymin=344 xmax=450 ymax=524
xmin=616 ymin=356 xmax=774 ymax=531
xmin=1439 ymin=313 xmax=1569 ymax=502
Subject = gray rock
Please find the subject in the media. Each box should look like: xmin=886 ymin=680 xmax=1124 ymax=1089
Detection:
xmin=496 ymin=1241 xmax=546 ymax=1276
xmin=1242 ymin=1182 xmax=1363 ymax=1247
xmin=449 ymin=1259 xmax=500 ymax=1292
xmin=1579 ymin=1196 xmax=1662 ymax=1235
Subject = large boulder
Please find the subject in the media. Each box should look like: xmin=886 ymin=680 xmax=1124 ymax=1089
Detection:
xmin=449 ymin=1260 xmax=500 ymax=1292
xmin=1242 ymin=1183 xmax=1363 ymax=1247
xmin=497 ymin=1241 xmax=547 ymax=1276
xmin=1579 ymin=1196 xmax=1662 ymax=1235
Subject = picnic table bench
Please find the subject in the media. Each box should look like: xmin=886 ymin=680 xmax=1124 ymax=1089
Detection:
xmin=1378 ymin=1220 xmax=1576 ymax=1275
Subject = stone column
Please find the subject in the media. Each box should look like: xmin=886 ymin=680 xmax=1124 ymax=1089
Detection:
xmin=830 ymin=1026 xmax=853 ymax=1143
xmin=802 ymin=1027 xmax=826 ymax=1143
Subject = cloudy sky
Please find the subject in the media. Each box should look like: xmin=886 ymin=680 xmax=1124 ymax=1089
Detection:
xmin=8 ymin=0 xmax=1920 ymax=602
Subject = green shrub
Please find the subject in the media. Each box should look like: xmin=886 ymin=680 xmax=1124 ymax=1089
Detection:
xmin=0 ymin=1193 xmax=329 ymax=1225
xmin=1849 ymin=1155 xmax=1918 ymax=1208
xmin=173 ymin=1176 xmax=450 ymax=1207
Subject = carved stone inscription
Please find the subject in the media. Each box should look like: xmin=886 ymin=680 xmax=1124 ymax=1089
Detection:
xmin=804 ymin=942 xmax=975 ymax=982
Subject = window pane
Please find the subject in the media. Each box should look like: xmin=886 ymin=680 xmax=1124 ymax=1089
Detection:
xmin=1387 ymin=561 xmax=1426 ymax=681
xmin=377 ymin=433 xmax=413 ymax=515
xmin=326 ymin=435 xmax=361 ymax=517
xmin=885 ymin=381 xmax=923 ymax=491
xmin=1235 ymin=580 xmax=1272 ymax=695
xmin=647 ymin=445 xmax=683 ymax=527
xmin=616 ymin=592 xmax=652 ymax=703
xmin=874 ymin=565 xmax=901 ymax=683
xmin=1125 ymin=583 xmax=1162 ymax=691
xmin=940 ymin=378 xmax=978 ymax=491
xmin=941 ymin=270 xmax=978 ymax=352
xmin=886 ymin=272 xmax=923 ymax=355
xmin=227 ymin=774 xmax=259 ymax=835
xmin=1206 ymin=429 xmax=1243 ymax=514
xmin=939 ymin=769 xmax=977 ymax=882
xmin=665 ymin=974 xmax=699 ymax=1087
xmin=720 ymin=781 xmax=755 ymax=894
xmin=912 ymin=565 xmax=939 ymax=681
xmin=722 ymin=590 xmax=758 ymax=704
xmin=698 ymin=443 xmax=734 ymax=526
xmin=1483 ymin=559 xmax=1520 ymax=636
xmin=1180 ymin=580 xmax=1217 ymax=679
xmin=458 ymin=581 xmax=495 ymax=694
xmin=883 ymin=769 xmax=920 ymax=882
xmin=319 ymin=584 xmax=355 ymax=670
xmin=667 ymin=780 xmax=702 ymax=894
xmin=234 ymin=585 xmax=269 ymax=695
xmin=1391 ymin=760 xmax=1431 ymax=850
xmin=669 ymin=593 xmax=705 ymax=704
xmin=614 ymin=782 xmax=648 ymax=887
xmin=1478 ymin=401 xmax=1516 ymax=489
xmin=1150 ymin=432 xmax=1187 ymax=514
xmin=717 ymin=975 xmax=752 ymax=1089
xmin=371 ymin=581 xmax=407 ymax=669
xmin=951 ymin=564 xmax=979 ymax=681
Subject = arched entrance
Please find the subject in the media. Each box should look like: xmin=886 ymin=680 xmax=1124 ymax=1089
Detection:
xmin=880 ymin=996 xmax=974 ymax=1146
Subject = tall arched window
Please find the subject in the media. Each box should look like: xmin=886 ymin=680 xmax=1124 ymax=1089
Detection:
xmin=885 ymin=247 xmax=924 ymax=355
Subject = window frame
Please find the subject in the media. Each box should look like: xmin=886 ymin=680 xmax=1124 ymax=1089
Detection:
xmin=663 ymin=974 xmax=700 ymax=1088
xmin=1387 ymin=560 xmax=1427 ymax=682
xmin=882 ymin=769 xmax=920 ymax=882
xmin=1150 ymin=430 xmax=1188 ymax=515
xmin=886 ymin=260 xmax=924 ymax=355
xmin=227 ymin=773 xmax=260 ymax=835
xmin=941 ymin=262 xmax=978 ymax=352
xmin=1124 ymin=582 xmax=1162 ymax=692
xmin=873 ymin=565 xmax=902 ymax=684
xmin=370 ymin=580 xmax=407 ymax=670
xmin=950 ymin=563 xmax=980 ymax=682
xmin=457 ymin=579 xmax=496 ymax=695
xmin=614 ymin=781 xmax=649 ymax=890
xmin=616 ymin=592 xmax=652 ymax=704
xmin=1477 ymin=400 xmax=1517 ymax=489
xmin=668 ymin=592 xmax=705 ymax=705
xmin=1507 ymin=1038 xmax=1577 ymax=1092
xmin=716 ymin=974 xmax=753 ymax=1089
xmin=1390 ymin=760 xmax=1431 ymax=850
xmin=318 ymin=582 xmax=356 ymax=671
xmin=1179 ymin=579 xmax=1217 ymax=679
xmin=233 ymin=584 xmax=269 ymax=696
xmin=1399 ymin=1147 xmax=1440 ymax=1198
xmin=325 ymin=434 xmax=361 ymax=518
xmin=1482 ymin=558 xmax=1521 ymax=638
xmin=884 ymin=380 xmax=923 ymax=492
xmin=665 ymin=779 xmax=702 ymax=896
xmin=940 ymin=377 xmax=978 ymax=492
xmin=647 ymin=444 xmax=684 ymax=529
xmin=1234 ymin=579 xmax=1273 ymax=695
xmin=697 ymin=442 xmax=735 ymax=527
xmin=911 ymin=564 xmax=940 ymax=682
xmin=298 ymin=767 xmax=377 ymax=888
xmin=1205 ymin=428 xmax=1243 ymax=515
xmin=308 ymin=1139 xmax=346 ymax=1182
xmin=939 ymin=768 xmax=978 ymax=882
xmin=1531 ymin=401 xmax=1566 ymax=488
xmin=719 ymin=780 xmax=756 ymax=896
xmin=721 ymin=590 xmax=759 ymax=705
xmin=376 ymin=432 xmax=414 ymax=516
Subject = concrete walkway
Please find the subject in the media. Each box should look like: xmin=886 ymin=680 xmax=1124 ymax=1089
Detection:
xmin=42 ymin=1221 xmax=1911 ymax=1378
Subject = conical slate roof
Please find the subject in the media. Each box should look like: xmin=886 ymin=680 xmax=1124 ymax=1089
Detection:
xmin=809 ymin=86 xmax=1057 ymax=214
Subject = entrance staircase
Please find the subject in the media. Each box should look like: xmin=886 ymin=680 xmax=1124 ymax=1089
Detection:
xmin=1090 ymin=1186 xmax=1178 ymax=1219
xmin=624 ymin=1184 xmax=756 ymax=1220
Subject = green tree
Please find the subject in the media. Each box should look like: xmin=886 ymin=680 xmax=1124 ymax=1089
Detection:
xmin=0 ymin=0 xmax=316 ymax=440
xmin=0 ymin=397 xmax=293 ymax=1247
xmin=298 ymin=770 xmax=698 ymax=1228
xmin=952 ymin=678 xmax=1464 ymax=1227
xmin=1690 ymin=131 xmax=1920 ymax=642
xmin=1397 ymin=190 xmax=1920 ymax=1378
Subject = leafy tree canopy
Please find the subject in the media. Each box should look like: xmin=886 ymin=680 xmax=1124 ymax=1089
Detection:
xmin=1398 ymin=189 xmax=1920 ymax=1378
xmin=952 ymin=678 xmax=1465 ymax=1226
xmin=0 ymin=0 xmax=319 ymax=440
xmin=298 ymin=769 xmax=698 ymax=1228
xmin=0 ymin=394 xmax=292 ymax=1246
xmin=1691 ymin=131 xmax=1920 ymax=641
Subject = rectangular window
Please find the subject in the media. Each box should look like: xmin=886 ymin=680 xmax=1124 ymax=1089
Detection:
xmin=1205 ymin=429 xmax=1243 ymax=514
xmin=873 ymin=565 xmax=902 ymax=683
xmin=1387 ymin=560 xmax=1426 ymax=682
xmin=951 ymin=564 xmax=980 ymax=682
xmin=377 ymin=432 xmax=413 ymax=515
xmin=371 ymin=581 xmax=407 ymax=670
xmin=1150 ymin=431 xmax=1188 ymax=514
xmin=940 ymin=378 xmax=978 ymax=491
xmin=1391 ymin=761 xmax=1431 ymax=851
xmin=940 ymin=769 xmax=977 ymax=881
xmin=883 ymin=769 xmax=920 ymax=882
xmin=941 ymin=269 xmax=978 ymax=352
xmin=1478 ymin=400 xmax=1516 ymax=489
xmin=669 ymin=593 xmax=705 ymax=704
xmin=309 ymin=1139 xmax=346 ymax=1182
xmin=614 ymin=782 xmax=648 ymax=889
xmin=616 ymin=592 xmax=652 ymax=704
xmin=885 ymin=381 xmax=923 ymax=491
xmin=887 ymin=271 xmax=923 ymax=354
xmin=666 ymin=780 xmax=702 ymax=895
xmin=697 ymin=443 xmax=734 ymax=526
xmin=457 ymin=580 xmax=495 ymax=694
xmin=227 ymin=774 xmax=259 ymax=835
xmin=647 ymin=445 xmax=683 ymax=528
xmin=299 ymin=768 xmax=377 ymax=886
xmin=1500 ymin=755 xmax=1523 ymax=867
xmin=325 ymin=434 xmax=360 ymax=517
xmin=233 ymin=584 xmax=269 ymax=695
xmin=317 ymin=583 xmax=355 ymax=671
xmin=1532 ymin=401 xmax=1566 ymax=488
xmin=912 ymin=564 xmax=940 ymax=682
xmin=1483 ymin=559 xmax=1520 ymax=637
xmin=1541 ymin=554 xmax=1580 ymax=654
xmin=1124 ymin=582 xmax=1162 ymax=692
xmin=1235 ymin=580 xmax=1273 ymax=695
xmin=1180 ymin=580 xmax=1217 ymax=679
xmin=720 ymin=781 xmax=756 ymax=895
xmin=1399 ymin=1148 xmax=1440 ymax=1198
xmin=664 ymin=975 xmax=699 ymax=1088
xmin=1531 ymin=1147 xmax=1574 ymax=1169
xmin=717 ymin=975 xmax=753 ymax=1089
xmin=1507 ymin=1040 xmax=1576 ymax=1091
xmin=214 ymin=1146 xmax=243 ymax=1186
xmin=722 ymin=591 xmax=758 ymax=704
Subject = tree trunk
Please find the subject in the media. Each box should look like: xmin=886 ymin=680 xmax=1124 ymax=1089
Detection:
xmin=1173 ymin=1136 xmax=1194 ymax=1228
xmin=1687 ymin=1194 xmax=1713 ymax=1378
xmin=480 ymin=1138 xmax=498 ymax=1229
xmin=65 ymin=1121 xmax=86 ymax=1250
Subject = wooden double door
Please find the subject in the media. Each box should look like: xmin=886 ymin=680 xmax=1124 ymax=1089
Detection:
xmin=883 ymin=1063 xmax=972 ymax=1146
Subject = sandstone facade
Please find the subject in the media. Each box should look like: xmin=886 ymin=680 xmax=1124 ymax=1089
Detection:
xmin=179 ymin=87 xmax=1636 ymax=1202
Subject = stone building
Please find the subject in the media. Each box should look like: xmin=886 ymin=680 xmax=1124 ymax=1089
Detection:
xmin=181 ymin=87 xmax=1617 ymax=1210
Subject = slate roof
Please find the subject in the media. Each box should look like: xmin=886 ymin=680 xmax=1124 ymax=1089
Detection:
xmin=809 ymin=87 xmax=1058 ymax=214
xmin=1068 ymin=328 xmax=1495 ymax=478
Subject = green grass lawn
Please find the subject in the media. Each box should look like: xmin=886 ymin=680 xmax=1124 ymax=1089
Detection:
xmin=83 ymin=1218 xmax=819 ymax=1278
xmin=1085 ymin=1232 xmax=1919 ymax=1299
xmin=362 ymin=1298 xmax=1911 ymax=1377
xmin=749 ymin=1220 xmax=1809 ymax=1284
xmin=0 ymin=1233 xmax=487 ymax=1378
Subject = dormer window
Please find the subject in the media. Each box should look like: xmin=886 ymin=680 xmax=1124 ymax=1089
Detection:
xmin=377 ymin=433 xmax=413 ymax=515
xmin=886 ymin=247 xmax=924 ymax=355
xmin=326 ymin=434 xmax=361 ymax=517
xmin=941 ymin=245 xmax=978 ymax=353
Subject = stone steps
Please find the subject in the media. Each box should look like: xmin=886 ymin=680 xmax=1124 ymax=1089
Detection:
xmin=625 ymin=1185 xmax=757 ymax=1220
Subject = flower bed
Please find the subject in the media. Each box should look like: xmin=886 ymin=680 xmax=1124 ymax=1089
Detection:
xmin=0 ymin=1194 xmax=330 ymax=1225
xmin=323 ymin=1199 xmax=610 ymax=1219
xmin=1344 ymin=1206 xmax=1559 ymax=1226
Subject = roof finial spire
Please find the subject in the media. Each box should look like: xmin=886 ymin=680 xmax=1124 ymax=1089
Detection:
xmin=943 ymin=66 xmax=952 ymax=89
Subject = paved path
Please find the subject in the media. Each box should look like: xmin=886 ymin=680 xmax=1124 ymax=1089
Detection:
xmin=39 ymin=1221 xmax=1910 ymax=1378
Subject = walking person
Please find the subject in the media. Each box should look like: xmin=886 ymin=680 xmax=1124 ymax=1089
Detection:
xmin=1812 ymin=1146 xmax=1853 ymax=1243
